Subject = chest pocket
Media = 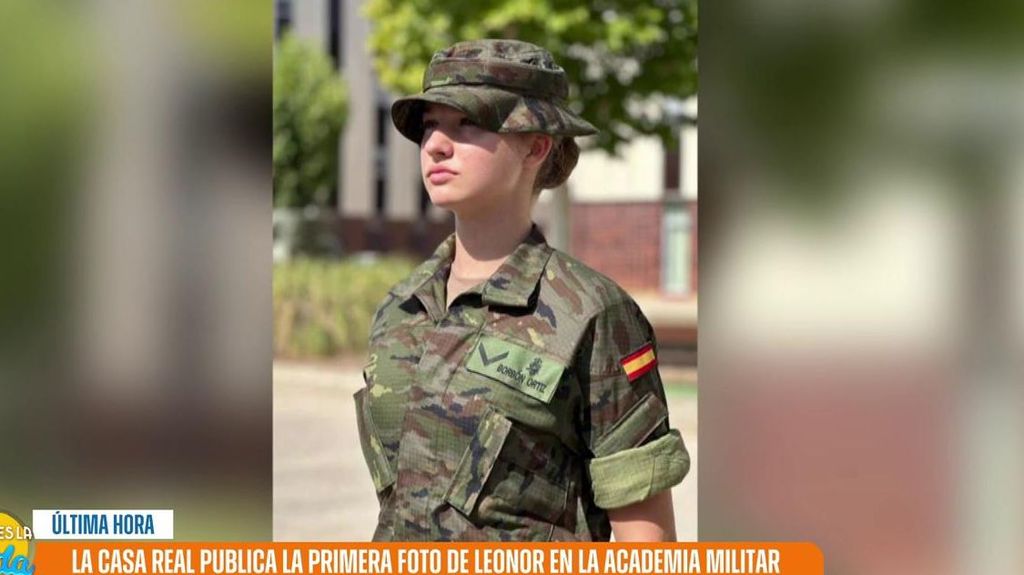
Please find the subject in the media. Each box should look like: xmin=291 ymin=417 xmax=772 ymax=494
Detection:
xmin=444 ymin=406 xmax=576 ymax=539
xmin=353 ymin=387 xmax=396 ymax=497
xmin=466 ymin=335 xmax=565 ymax=404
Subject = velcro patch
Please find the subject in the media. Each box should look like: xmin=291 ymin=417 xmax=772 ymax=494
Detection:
xmin=621 ymin=343 xmax=657 ymax=382
xmin=467 ymin=336 xmax=565 ymax=403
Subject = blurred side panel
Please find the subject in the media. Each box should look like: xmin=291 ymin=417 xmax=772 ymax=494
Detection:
xmin=0 ymin=0 xmax=272 ymax=538
xmin=701 ymin=0 xmax=1024 ymax=573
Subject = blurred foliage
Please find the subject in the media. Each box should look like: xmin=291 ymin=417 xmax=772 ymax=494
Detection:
xmin=177 ymin=0 xmax=271 ymax=78
xmin=274 ymin=258 xmax=416 ymax=358
xmin=0 ymin=1 xmax=91 ymax=349
xmin=363 ymin=0 xmax=697 ymax=154
xmin=273 ymin=34 xmax=348 ymax=208
xmin=707 ymin=0 xmax=1024 ymax=216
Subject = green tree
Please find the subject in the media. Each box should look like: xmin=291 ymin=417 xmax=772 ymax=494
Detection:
xmin=363 ymin=0 xmax=697 ymax=154
xmin=273 ymin=34 xmax=348 ymax=208
xmin=0 ymin=0 xmax=90 ymax=349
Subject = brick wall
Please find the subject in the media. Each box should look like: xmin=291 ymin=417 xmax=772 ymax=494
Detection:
xmin=338 ymin=202 xmax=678 ymax=295
xmin=569 ymin=202 xmax=663 ymax=292
xmin=338 ymin=216 xmax=454 ymax=259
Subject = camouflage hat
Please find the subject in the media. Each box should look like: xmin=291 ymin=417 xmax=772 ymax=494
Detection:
xmin=391 ymin=39 xmax=598 ymax=143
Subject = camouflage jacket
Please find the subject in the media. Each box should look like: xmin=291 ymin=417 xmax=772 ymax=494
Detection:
xmin=356 ymin=225 xmax=689 ymax=541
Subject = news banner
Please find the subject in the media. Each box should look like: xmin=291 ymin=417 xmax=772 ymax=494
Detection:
xmin=0 ymin=510 xmax=823 ymax=575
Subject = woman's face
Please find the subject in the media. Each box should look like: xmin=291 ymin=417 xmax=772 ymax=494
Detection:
xmin=419 ymin=103 xmax=533 ymax=216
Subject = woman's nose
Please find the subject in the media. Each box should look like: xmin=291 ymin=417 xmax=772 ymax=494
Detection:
xmin=422 ymin=126 xmax=453 ymax=159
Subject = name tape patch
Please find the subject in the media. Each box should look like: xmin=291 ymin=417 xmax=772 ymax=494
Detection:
xmin=467 ymin=336 xmax=565 ymax=403
xmin=621 ymin=342 xmax=657 ymax=382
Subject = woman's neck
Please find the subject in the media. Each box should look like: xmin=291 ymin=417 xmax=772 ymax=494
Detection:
xmin=451 ymin=214 xmax=533 ymax=281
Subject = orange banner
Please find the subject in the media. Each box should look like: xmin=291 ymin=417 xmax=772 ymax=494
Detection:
xmin=34 ymin=542 xmax=822 ymax=575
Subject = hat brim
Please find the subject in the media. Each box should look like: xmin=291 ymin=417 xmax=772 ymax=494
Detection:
xmin=391 ymin=85 xmax=598 ymax=144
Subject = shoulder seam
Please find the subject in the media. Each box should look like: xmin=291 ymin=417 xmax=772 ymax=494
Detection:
xmin=546 ymin=248 xmax=632 ymax=321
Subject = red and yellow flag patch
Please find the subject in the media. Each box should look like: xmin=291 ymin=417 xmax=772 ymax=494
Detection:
xmin=621 ymin=343 xmax=657 ymax=382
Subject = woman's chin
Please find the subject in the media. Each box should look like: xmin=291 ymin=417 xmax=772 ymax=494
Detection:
xmin=425 ymin=186 xmax=470 ymax=210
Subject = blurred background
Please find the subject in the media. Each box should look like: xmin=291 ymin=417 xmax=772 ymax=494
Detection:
xmin=0 ymin=0 xmax=272 ymax=539
xmin=701 ymin=0 xmax=1024 ymax=573
xmin=9 ymin=0 xmax=1020 ymax=568
xmin=270 ymin=0 xmax=699 ymax=541
xmin=0 ymin=0 xmax=697 ymax=543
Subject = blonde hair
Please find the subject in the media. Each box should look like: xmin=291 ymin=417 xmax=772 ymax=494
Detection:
xmin=533 ymin=137 xmax=580 ymax=193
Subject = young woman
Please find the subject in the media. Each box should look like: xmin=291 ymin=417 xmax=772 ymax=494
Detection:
xmin=355 ymin=39 xmax=689 ymax=541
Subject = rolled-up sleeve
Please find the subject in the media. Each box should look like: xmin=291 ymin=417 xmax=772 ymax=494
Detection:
xmin=579 ymin=298 xmax=691 ymax=510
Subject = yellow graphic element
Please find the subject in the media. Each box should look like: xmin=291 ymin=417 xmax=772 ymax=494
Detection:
xmin=0 ymin=511 xmax=31 ymax=558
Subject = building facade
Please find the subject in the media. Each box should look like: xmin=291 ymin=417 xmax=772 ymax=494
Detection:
xmin=276 ymin=0 xmax=697 ymax=297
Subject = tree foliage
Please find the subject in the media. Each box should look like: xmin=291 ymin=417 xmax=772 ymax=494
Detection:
xmin=273 ymin=34 xmax=348 ymax=208
xmin=1 ymin=0 xmax=91 ymax=348
xmin=363 ymin=0 xmax=697 ymax=154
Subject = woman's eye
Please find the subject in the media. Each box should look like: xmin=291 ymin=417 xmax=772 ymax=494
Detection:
xmin=459 ymin=117 xmax=477 ymax=127
xmin=422 ymin=119 xmax=438 ymax=130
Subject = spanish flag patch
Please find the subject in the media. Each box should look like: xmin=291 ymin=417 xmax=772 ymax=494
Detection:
xmin=621 ymin=343 xmax=657 ymax=382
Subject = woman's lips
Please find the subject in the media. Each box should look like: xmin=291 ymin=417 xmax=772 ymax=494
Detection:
xmin=427 ymin=169 xmax=456 ymax=185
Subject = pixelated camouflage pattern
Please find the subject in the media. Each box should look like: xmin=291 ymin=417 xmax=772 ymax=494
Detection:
xmin=356 ymin=225 xmax=689 ymax=541
xmin=391 ymin=39 xmax=598 ymax=143
xmin=424 ymin=41 xmax=568 ymax=99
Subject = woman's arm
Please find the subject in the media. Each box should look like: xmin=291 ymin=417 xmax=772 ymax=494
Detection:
xmin=607 ymin=489 xmax=677 ymax=541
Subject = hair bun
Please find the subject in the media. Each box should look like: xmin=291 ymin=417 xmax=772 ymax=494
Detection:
xmin=536 ymin=138 xmax=580 ymax=191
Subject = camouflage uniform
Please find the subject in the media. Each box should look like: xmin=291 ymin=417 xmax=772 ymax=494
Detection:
xmin=355 ymin=40 xmax=690 ymax=541
xmin=391 ymin=39 xmax=598 ymax=143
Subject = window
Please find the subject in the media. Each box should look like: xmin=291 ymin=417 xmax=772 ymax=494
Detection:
xmin=275 ymin=0 xmax=292 ymax=40
xmin=419 ymin=181 xmax=430 ymax=216
xmin=375 ymin=104 xmax=389 ymax=216
xmin=663 ymin=137 xmax=680 ymax=197
xmin=661 ymin=201 xmax=692 ymax=296
xmin=328 ymin=0 xmax=342 ymax=66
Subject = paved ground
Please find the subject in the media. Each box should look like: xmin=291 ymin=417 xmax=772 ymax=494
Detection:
xmin=273 ymin=360 xmax=697 ymax=541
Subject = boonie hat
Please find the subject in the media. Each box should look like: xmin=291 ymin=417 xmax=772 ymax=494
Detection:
xmin=391 ymin=39 xmax=598 ymax=143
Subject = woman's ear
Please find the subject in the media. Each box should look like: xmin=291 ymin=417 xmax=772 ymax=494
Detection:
xmin=525 ymin=134 xmax=554 ymax=167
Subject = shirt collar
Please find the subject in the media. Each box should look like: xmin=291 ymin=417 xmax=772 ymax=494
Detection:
xmin=396 ymin=224 xmax=553 ymax=314
xmin=481 ymin=224 xmax=553 ymax=308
